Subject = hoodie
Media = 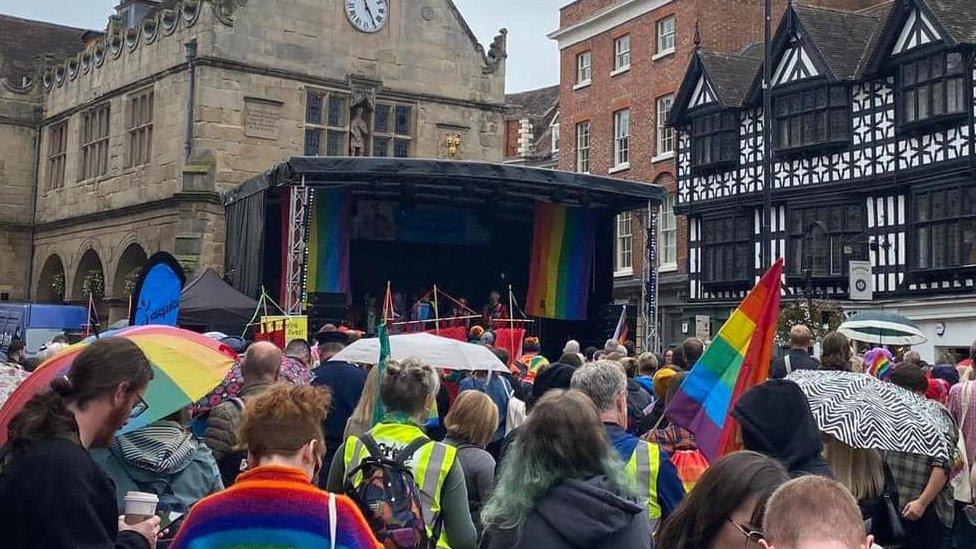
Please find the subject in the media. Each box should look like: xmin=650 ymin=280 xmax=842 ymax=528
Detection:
xmin=92 ymin=420 xmax=224 ymax=513
xmin=480 ymin=475 xmax=652 ymax=549
xmin=731 ymin=379 xmax=833 ymax=479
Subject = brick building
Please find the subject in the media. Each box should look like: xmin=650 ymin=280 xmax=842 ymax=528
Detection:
xmin=549 ymin=0 xmax=886 ymax=351
xmin=503 ymin=84 xmax=559 ymax=167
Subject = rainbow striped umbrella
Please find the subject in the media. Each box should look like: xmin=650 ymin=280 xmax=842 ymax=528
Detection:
xmin=0 ymin=325 xmax=237 ymax=445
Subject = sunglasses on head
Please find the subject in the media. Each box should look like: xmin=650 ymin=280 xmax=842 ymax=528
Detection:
xmin=728 ymin=518 xmax=764 ymax=543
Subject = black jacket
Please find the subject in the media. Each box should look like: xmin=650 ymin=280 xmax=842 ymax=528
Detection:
xmin=0 ymin=437 xmax=149 ymax=548
xmin=732 ymin=379 xmax=834 ymax=479
xmin=769 ymin=349 xmax=820 ymax=379
xmin=480 ymin=475 xmax=652 ymax=549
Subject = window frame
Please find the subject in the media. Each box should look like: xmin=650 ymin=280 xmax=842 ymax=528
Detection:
xmin=700 ymin=215 xmax=753 ymax=289
xmin=371 ymin=101 xmax=415 ymax=158
xmin=79 ymin=102 xmax=110 ymax=181
xmin=786 ymin=204 xmax=868 ymax=280
xmin=773 ymin=82 xmax=852 ymax=155
xmin=895 ymin=49 xmax=970 ymax=131
xmin=125 ymin=87 xmax=154 ymax=168
xmin=576 ymin=121 xmax=591 ymax=173
xmin=613 ymin=108 xmax=630 ymax=168
xmin=656 ymin=94 xmax=675 ymax=157
xmin=614 ymin=34 xmax=631 ymax=72
xmin=46 ymin=120 xmax=68 ymax=191
xmin=690 ymin=108 xmax=739 ymax=172
xmin=911 ymin=185 xmax=976 ymax=275
xmin=657 ymin=16 xmax=676 ymax=55
xmin=615 ymin=212 xmax=634 ymax=275
xmin=576 ymin=51 xmax=592 ymax=86
xmin=659 ymin=194 xmax=678 ymax=269
xmin=550 ymin=117 xmax=560 ymax=154
xmin=304 ymin=88 xmax=350 ymax=157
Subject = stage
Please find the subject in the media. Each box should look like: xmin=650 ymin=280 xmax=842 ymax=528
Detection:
xmin=223 ymin=157 xmax=664 ymax=357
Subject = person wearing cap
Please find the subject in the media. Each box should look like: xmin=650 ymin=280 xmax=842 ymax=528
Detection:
xmin=311 ymin=327 xmax=366 ymax=481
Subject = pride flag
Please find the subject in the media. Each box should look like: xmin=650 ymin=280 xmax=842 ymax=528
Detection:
xmin=306 ymin=188 xmax=350 ymax=294
xmin=865 ymin=347 xmax=894 ymax=379
xmin=525 ymin=202 xmax=597 ymax=321
xmin=667 ymin=258 xmax=784 ymax=461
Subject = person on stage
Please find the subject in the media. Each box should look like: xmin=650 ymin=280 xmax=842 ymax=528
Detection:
xmin=482 ymin=291 xmax=509 ymax=329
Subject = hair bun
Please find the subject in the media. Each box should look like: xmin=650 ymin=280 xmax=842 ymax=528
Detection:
xmin=50 ymin=376 xmax=74 ymax=398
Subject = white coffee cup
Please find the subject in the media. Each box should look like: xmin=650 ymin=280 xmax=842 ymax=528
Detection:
xmin=123 ymin=491 xmax=159 ymax=525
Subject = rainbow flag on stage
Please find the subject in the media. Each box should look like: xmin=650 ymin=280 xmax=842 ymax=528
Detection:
xmin=865 ymin=347 xmax=894 ymax=379
xmin=525 ymin=202 xmax=597 ymax=321
xmin=306 ymin=189 xmax=350 ymax=294
xmin=667 ymin=259 xmax=784 ymax=461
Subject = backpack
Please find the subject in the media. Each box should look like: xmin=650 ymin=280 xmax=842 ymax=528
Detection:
xmin=213 ymin=397 xmax=248 ymax=487
xmin=343 ymin=434 xmax=441 ymax=549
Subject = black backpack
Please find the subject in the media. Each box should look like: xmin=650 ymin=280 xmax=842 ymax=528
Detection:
xmin=343 ymin=434 xmax=441 ymax=549
xmin=214 ymin=397 xmax=248 ymax=487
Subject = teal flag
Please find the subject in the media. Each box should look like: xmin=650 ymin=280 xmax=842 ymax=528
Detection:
xmin=371 ymin=322 xmax=390 ymax=427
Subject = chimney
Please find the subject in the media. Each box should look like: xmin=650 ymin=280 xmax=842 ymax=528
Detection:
xmin=115 ymin=0 xmax=160 ymax=29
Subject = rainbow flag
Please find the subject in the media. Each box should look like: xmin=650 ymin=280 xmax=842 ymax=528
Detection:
xmin=306 ymin=189 xmax=351 ymax=294
xmin=865 ymin=347 xmax=894 ymax=379
xmin=525 ymin=202 xmax=597 ymax=321
xmin=667 ymin=259 xmax=784 ymax=461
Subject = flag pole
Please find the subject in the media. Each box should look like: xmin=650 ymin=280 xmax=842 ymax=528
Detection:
xmin=433 ymin=285 xmax=440 ymax=334
xmin=508 ymin=284 xmax=515 ymax=335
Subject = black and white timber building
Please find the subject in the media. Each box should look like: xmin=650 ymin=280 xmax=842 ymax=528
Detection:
xmin=669 ymin=0 xmax=976 ymax=361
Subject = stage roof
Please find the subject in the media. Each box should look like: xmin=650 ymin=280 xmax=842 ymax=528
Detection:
xmin=226 ymin=157 xmax=665 ymax=216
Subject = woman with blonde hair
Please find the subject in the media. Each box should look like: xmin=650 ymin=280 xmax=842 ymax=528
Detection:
xmin=480 ymin=389 xmax=650 ymax=548
xmin=344 ymin=365 xmax=380 ymax=439
xmin=821 ymin=435 xmax=884 ymax=507
xmin=443 ymin=390 xmax=499 ymax=534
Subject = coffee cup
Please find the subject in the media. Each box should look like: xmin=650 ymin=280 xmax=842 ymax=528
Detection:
xmin=123 ymin=491 xmax=159 ymax=525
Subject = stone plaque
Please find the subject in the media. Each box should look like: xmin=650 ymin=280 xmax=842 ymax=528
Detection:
xmin=244 ymin=98 xmax=282 ymax=140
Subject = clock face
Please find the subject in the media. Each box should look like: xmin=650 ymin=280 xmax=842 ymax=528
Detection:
xmin=345 ymin=0 xmax=389 ymax=33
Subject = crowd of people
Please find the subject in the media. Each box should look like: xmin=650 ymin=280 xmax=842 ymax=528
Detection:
xmin=0 ymin=321 xmax=973 ymax=549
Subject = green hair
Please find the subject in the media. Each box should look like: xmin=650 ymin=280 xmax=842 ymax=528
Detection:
xmin=481 ymin=436 xmax=635 ymax=530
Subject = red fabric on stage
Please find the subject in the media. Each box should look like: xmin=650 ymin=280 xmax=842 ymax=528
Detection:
xmin=494 ymin=328 xmax=525 ymax=372
xmin=254 ymin=320 xmax=286 ymax=349
xmin=424 ymin=326 xmax=467 ymax=342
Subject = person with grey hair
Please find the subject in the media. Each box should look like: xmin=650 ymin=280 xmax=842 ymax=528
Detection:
xmin=571 ymin=361 xmax=685 ymax=531
xmin=327 ymin=357 xmax=477 ymax=549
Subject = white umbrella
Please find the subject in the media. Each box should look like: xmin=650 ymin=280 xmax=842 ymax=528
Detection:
xmin=838 ymin=310 xmax=927 ymax=346
xmin=331 ymin=332 xmax=509 ymax=372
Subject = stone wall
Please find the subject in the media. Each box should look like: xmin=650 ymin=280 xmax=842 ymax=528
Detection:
xmin=0 ymin=88 xmax=40 ymax=300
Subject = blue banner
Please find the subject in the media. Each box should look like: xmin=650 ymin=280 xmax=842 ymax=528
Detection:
xmin=130 ymin=252 xmax=185 ymax=326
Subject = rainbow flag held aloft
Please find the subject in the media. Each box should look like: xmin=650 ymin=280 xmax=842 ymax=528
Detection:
xmin=306 ymin=188 xmax=351 ymax=294
xmin=525 ymin=202 xmax=597 ymax=321
xmin=865 ymin=347 xmax=894 ymax=379
xmin=667 ymin=258 xmax=784 ymax=461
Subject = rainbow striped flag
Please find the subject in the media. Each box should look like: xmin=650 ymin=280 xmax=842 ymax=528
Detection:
xmin=865 ymin=347 xmax=894 ymax=379
xmin=525 ymin=202 xmax=597 ymax=321
xmin=306 ymin=188 xmax=351 ymax=294
xmin=667 ymin=258 xmax=784 ymax=461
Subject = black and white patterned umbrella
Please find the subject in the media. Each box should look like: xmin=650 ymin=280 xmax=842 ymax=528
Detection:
xmin=786 ymin=370 xmax=953 ymax=459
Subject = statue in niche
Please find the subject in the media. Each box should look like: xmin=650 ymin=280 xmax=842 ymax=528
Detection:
xmin=349 ymin=87 xmax=374 ymax=157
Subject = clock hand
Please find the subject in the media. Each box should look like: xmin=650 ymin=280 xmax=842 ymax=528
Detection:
xmin=362 ymin=0 xmax=376 ymax=26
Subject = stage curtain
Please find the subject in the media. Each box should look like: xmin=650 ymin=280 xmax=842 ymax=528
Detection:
xmin=225 ymin=180 xmax=267 ymax=299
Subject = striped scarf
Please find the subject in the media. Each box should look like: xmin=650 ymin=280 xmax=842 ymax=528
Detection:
xmin=111 ymin=420 xmax=196 ymax=475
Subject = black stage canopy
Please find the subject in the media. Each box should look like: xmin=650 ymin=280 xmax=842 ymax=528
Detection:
xmin=225 ymin=157 xmax=665 ymax=217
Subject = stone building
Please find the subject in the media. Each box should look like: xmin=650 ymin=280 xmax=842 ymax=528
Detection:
xmin=0 ymin=0 xmax=507 ymax=322
xmin=503 ymin=84 xmax=559 ymax=168
xmin=670 ymin=0 xmax=976 ymax=361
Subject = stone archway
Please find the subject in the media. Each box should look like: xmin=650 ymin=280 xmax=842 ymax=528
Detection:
xmin=112 ymin=243 xmax=148 ymax=299
xmin=36 ymin=254 xmax=66 ymax=303
xmin=71 ymin=249 xmax=105 ymax=302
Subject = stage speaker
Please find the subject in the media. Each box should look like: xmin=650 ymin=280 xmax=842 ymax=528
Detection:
xmin=307 ymin=293 xmax=350 ymax=333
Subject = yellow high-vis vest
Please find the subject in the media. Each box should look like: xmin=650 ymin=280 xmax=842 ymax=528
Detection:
xmin=343 ymin=422 xmax=458 ymax=548
xmin=624 ymin=439 xmax=662 ymax=525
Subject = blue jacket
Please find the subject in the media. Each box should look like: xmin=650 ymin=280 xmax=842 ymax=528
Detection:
xmin=312 ymin=361 xmax=367 ymax=468
xmin=604 ymin=423 xmax=684 ymax=521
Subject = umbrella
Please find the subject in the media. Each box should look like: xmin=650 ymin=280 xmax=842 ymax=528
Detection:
xmin=0 ymin=325 xmax=237 ymax=445
xmin=838 ymin=310 xmax=927 ymax=346
xmin=786 ymin=369 xmax=954 ymax=459
xmin=331 ymin=332 xmax=508 ymax=373
xmin=189 ymin=356 xmax=312 ymax=416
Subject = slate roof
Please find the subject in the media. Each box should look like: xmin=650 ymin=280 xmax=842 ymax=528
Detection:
xmin=699 ymin=49 xmax=762 ymax=107
xmin=795 ymin=3 xmax=892 ymax=79
xmin=0 ymin=14 xmax=94 ymax=81
xmin=925 ymin=0 xmax=976 ymax=45
xmin=506 ymin=84 xmax=559 ymax=120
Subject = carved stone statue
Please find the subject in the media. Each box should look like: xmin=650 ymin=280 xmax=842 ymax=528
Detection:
xmin=349 ymin=87 xmax=374 ymax=157
xmin=483 ymin=28 xmax=508 ymax=74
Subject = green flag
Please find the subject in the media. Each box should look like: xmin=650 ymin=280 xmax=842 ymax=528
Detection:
xmin=371 ymin=321 xmax=390 ymax=427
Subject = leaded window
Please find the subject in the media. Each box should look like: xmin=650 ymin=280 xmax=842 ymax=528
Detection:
xmin=898 ymin=51 xmax=968 ymax=128
xmin=914 ymin=186 xmax=976 ymax=270
xmin=788 ymin=205 xmax=867 ymax=277
xmin=701 ymin=217 xmax=752 ymax=286
xmin=79 ymin=103 xmax=110 ymax=181
xmin=305 ymin=89 xmax=349 ymax=156
xmin=372 ymin=102 xmax=413 ymax=157
xmin=691 ymin=111 xmax=738 ymax=169
xmin=46 ymin=121 xmax=68 ymax=191
xmin=126 ymin=89 xmax=153 ymax=168
xmin=774 ymin=84 xmax=850 ymax=153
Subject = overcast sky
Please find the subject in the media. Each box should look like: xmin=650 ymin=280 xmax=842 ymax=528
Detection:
xmin=0 ymin=0 xmax=561 ymax=93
